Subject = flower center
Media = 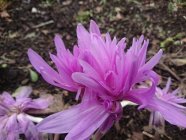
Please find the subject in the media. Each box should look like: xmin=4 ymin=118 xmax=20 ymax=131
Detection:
xmin=8 ymin=106 xmax=21 ymax=116
xmin=97 ymin=96 xmax=122 ymax=120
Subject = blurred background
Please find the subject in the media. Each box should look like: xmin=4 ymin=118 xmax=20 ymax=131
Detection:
xmin=0 ymin=0 xmax=186 ymax=139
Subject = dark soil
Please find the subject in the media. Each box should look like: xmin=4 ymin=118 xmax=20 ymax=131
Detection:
xmin=0 ymin=0 xmax=186 ymax=140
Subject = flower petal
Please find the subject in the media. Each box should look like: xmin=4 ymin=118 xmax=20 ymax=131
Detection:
xmin=15 ymin=86 xmax=32 ymax=99
xmin=147 ymin=97 xmax=186 ymax=127
xmin=77 ymin=23 xmax=90 ymax=49
xmin=124 ymin=81 xmax=156 ymax=107
xmin=24 ymin=96 xmax=52 ymax=111
xmin=89 ymin=20 xmax=101 ymax=36
xmin=1 ymin=92 xmax=15 ymax=105
xmin=72 ymin=72 xmax=103 ymax=92
xmin=37 ymin=101 xmax=108 ymax=140
xmin=17 ymin=114 xmax=39 ymax=140
xmin=66 ymin=106 xmax=109 ymax=140
xmin=163 ymin=77 xmax=171 ymax=94
xmin=140 ymin=49 xmax=163 ymax=71
xmin=5 ymin=114 xmax=19 ymax=137
xmin=54 ymin=34 xmax=66 ymax=58
xmin=28 ymin=49 xmax=69 ymax=90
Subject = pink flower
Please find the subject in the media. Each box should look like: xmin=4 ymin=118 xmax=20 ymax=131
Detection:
xmin=0 ymin=86 xmax=51 ymax=140
xmin=148 ymin=78 xmax=186 ymax=129
xmin=28 ymin=20 xmax=162 ymax=140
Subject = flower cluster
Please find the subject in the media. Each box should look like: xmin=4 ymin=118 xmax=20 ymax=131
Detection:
xmin=0 ymin=86 xmax=51 ymax=140
xmin=26 ymin=20 xmax=186 ymax=140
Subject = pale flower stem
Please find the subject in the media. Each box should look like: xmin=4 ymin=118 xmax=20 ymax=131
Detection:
xmin=121 ymin=100 xmax=137 ymax=107
xmin=26 ymin=114 xmax=43 ymax=123
xmin=54 ymin=134 xmax=60 ymax=140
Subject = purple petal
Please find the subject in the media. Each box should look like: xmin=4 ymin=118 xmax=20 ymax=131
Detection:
xmin=79 ymin=59 xmax=101 ymax=81
xmin=27 ymin=49 xmax=68 ymax=89
xmin=72 ymin=72 xmax=103 ymax=92
xmin=5 ymin=114 xmax=19 ymax=135
xmin=66 ymin=106 xmax=109 ymax=140
xmin=149 ymin=111 xmax=165 ymax=128
xmin=15 ymin=86 xmax=32 ymax=99
xmin=124 ymin=82 xmax=156 ymax=107
xmin=89 ymin=20 xmax=101 ymax=36
xmin=0 ymin=105 xmax=8 ymax=116
xmin=37 ymin=101 xmax=109 ymax=140
xmin=37 ymin=102 xmax=97 ymax=133
xmin=140 ymin=49 xmax=163 ymax=71
xmin=54 ymin=34 xmax=66 ymax=57
xmin=17 ymin=114 xmax=39 ymax=140
xmin=24 ymin=97 xmax=52 ymax=110
xmin=76 ymin=24 xmax=90 ymax=49
xmin=147 ymin=97 xmax=186 ymax=127
xmin=105 ymin=33 xmax=112 ymax=46
xmin=1 ymin=92 xmax=15 ymax=105
xmin=163 ymin=77 xmax=171 ymax=93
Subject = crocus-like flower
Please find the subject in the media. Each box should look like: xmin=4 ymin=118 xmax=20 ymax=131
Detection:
xmin=148 ymin=78 xmax=186 ymax=130
xmin=0 ymin=86 xmax=51 ymax=140
xmin=29 ymin=20 xmax=163 ymax=140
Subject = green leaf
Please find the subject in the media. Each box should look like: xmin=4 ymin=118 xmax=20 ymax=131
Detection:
xmin=29 ymin=69 xmax=38 ymax=82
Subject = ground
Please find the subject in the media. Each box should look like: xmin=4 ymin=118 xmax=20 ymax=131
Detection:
xmin=0 ymin=0 xmax=186 ymax=140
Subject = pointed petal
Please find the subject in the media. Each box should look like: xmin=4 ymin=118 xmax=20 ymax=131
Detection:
xmin=89 ymin=20 xmax=101 ymax=36
xmin=77 ymin=24 xmax=90 ymax=49
xmin=163 ymin=77 xmax=171 ymax=93
xmin=141 ymin=49 xmax=163 ymax=71
xmin=138 ymin=39 xmax=148 ymax=66
xmin=54 ymin=34 xmax=66 ymax=57
xmin=27 ymin=49 xmax=68 ymax=89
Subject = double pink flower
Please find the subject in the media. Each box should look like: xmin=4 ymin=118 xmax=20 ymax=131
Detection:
xmin=27 ymin=20 xmax=186 ymax=140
